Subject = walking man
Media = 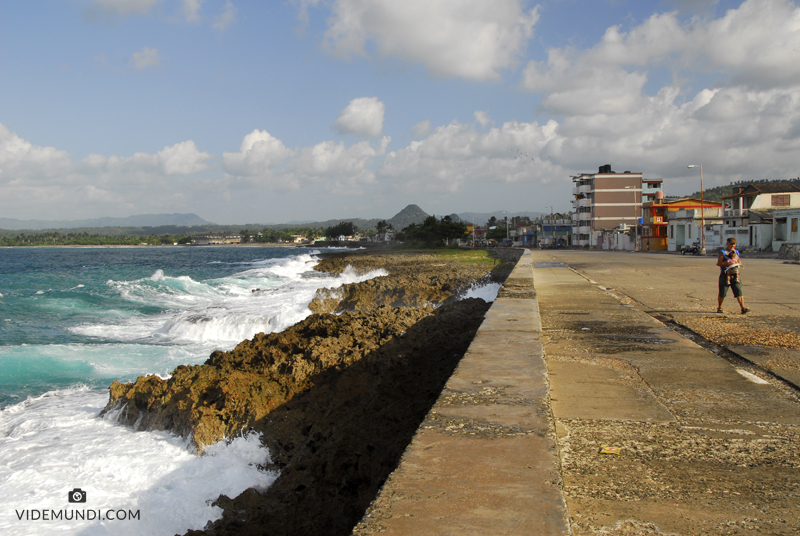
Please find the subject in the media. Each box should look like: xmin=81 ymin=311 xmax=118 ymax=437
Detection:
xmin=717 ymin=237 xmax=749 ymax=314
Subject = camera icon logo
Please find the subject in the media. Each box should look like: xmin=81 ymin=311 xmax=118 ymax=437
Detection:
xmin=68 ymin=488 xmax=87 ymax=503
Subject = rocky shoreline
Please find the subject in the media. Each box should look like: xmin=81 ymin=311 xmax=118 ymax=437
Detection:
xmin=100 ymin=248 xmax=518 ymax=536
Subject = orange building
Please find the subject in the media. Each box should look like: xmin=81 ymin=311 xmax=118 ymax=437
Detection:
xmin=641 ymin=197 xmax=722 ymax=251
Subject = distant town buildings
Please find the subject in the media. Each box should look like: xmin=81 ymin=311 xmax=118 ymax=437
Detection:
xmin=571 ymin=164 xmax=663 ymax=249
xmin=642 ymin=198 xmax=722 ymax=252
xmin=720 ymin=182 xmax=800 ymax=251
xmin=190 ymin=234 xmax=242 ymax=245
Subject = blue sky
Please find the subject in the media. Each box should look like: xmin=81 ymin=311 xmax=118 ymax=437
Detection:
xmin=2 ymin=0 xmax=799 ymax=224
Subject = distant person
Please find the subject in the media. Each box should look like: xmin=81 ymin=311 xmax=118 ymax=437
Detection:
xmin=717 ymin=238 xmax=749 ymax=314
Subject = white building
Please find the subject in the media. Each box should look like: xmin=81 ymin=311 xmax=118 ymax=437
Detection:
xmin=721 ymin=183 xmax=800 ymax=251
xmin=773 ymin=207 xmax=800 ymax=256
xmin=666 ymin=208 xmax=724 ymax=253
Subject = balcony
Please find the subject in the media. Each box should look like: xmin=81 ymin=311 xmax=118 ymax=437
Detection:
xmin=578 ymin=225 xmax=591 ymax=234
xmin=579 ymin=184 xmax=593 ymax=194
xmin=577 ymin=197 xmax=592 ymax=208
xmin=724 ymin=208 xmax=749 ymax=217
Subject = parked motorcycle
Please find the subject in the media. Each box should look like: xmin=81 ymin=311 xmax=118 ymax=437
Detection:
xmin=681 ymin=241 xmax=701 ymax=255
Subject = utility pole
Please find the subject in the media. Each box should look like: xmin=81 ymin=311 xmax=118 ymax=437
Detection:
xmin=688 ymin=165 xmax=706 ymax=254
xmin=472 ymin=215 xmax=475 ymax=247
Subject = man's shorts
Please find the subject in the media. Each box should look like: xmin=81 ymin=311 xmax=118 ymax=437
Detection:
xmin=719 ymin=272 xmax=743 ymax=298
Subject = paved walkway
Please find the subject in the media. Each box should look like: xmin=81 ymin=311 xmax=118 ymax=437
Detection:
xmin=533 ymin=250 xmax=800 ymax=535
xmin=353 ymin=250 xmax=571 ymax=535
xmin=354 ymin=250 xmax=800 ymax=535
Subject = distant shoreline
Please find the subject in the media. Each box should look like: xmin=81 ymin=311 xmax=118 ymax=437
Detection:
xmin=0 ymin=243 xmax=303 ymax=249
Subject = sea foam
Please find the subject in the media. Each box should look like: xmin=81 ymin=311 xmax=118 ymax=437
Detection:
xmin=0 ymin=249 xmax=387 ymax=535
xmin=0 ymin=387 xmax=276 ymax=536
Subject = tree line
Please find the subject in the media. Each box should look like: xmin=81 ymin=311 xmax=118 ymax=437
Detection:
xmin=0 ymin=232 xmax=192 ymax=247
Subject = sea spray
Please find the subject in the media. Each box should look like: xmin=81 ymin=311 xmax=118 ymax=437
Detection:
xmin=0 ymin=246 xmax=384 ymax=536
xmin=0 ymin=387 xmax=276 ymax=536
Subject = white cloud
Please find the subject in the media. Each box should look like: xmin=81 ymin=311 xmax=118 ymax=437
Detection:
xmin=158 ymin=140 xmax=211 ymax=174
xmin=379 ymin=120 xmax=562 ymax=194
xmin=474 ymin=111 xmax=492 ymax=127
xmin=523 ymin=49 xmax=649 ymax=116
xmin=511 ymin=0 xmax=800 ymax=195
xmin=222 ymin=129 xmax=296 ymax=177
xmin=0 ymin=124 xmax=73 ymax=180
xmin=334 ymin=97 xmax=385 ymax=137
xmin=213 ymin=1 xmax=236 ymax=31
xmin=222 ymin=128 xmax=389 ymax=192
xmin=182 ymin=0 xmax=202 ymax=22
xmin=0 ymin=124 xmax=218 ymax=220
xmin=282 ymin=137 xmax=388 ymax=190
xmin=130 ymin=47 xmax=162 ymax=70
xmin=411 ymin=120 xmax=431 ymax=137
xmin=525 ymin=0 xmax=800 ymax=96
xmin=318 ymin=0 xmax=539 ymax=80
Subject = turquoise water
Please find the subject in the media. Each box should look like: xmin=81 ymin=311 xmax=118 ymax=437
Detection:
xmin=0 ymin=246 xmax=316 ymax=406
xmin=0 ymin=245 xmax=390 ymax=536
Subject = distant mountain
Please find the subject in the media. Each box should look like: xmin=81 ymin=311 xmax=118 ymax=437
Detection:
xmin=258 ymin=204 xmax=430 ymax=232
xmin=0 ymin=213 xmax=212 ymax=231
xmin=387 ymin=204 xmax=430 ymax=229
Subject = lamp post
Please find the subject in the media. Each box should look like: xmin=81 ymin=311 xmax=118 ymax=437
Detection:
xmin=504 ymin=211 xmax=509 ymax=240
xmin=687 ymin=164 xmax=706 ymax=255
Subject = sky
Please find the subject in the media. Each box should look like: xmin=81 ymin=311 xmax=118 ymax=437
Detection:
xmin=1 ymin=0 xmax=800 ymax=225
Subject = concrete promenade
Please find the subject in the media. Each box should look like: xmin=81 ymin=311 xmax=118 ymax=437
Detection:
xmin=355 ymin=249 xmax=800 ymax=535
xmin=354 ymin=249 xmax=571 ymax=535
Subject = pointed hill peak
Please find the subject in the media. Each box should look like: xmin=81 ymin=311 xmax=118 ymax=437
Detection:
xmin=388 ymin=205 xmax=429 ymax=229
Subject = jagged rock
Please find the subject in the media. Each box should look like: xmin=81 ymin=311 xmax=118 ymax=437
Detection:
xmin=101 ymin=306 xmax=433 ymax=450
xmin=99 ymin=248 xmax=513 ymax=536
xmin=308 ymin=251 xmax=504 ymax=313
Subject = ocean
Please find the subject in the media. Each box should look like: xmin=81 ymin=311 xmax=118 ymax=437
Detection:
xmin=0 ymin=246 xmax=387 ymax=536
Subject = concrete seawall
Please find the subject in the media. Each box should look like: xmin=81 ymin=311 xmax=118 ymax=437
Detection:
xmin=353 ymin=250 xmax=571 ymax=535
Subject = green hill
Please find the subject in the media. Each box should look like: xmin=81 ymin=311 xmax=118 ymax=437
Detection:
xmin=687 ymin=177 xmax=800 ymax=202
xmin=387 ymin=204 xmax=430 ymax=229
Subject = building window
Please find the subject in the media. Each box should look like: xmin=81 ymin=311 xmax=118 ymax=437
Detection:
xmin=793 ymin=218 xmax=799 ymax=233
xmin=772 ymin=194 xmax=790 ymax=207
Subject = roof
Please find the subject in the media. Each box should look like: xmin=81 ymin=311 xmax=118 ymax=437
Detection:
xmin=642 ymin=197 xmax=722 ymax=208
xmin=722 ymin=182 xmax=800 ymax=199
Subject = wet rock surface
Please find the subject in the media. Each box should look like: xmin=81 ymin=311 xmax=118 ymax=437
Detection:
xmin=101 ymin=248 xmax=506 ymax=536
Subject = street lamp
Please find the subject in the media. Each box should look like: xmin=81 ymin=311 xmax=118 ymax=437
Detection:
xmin=504 ymin=211 xmax=509 ymax=240
xmin=687 ymin=164 xmax=706 ymax=255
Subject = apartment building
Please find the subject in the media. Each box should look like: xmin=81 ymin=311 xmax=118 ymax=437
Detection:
xmin=571 ymin=164 xmax=662 ymax=247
